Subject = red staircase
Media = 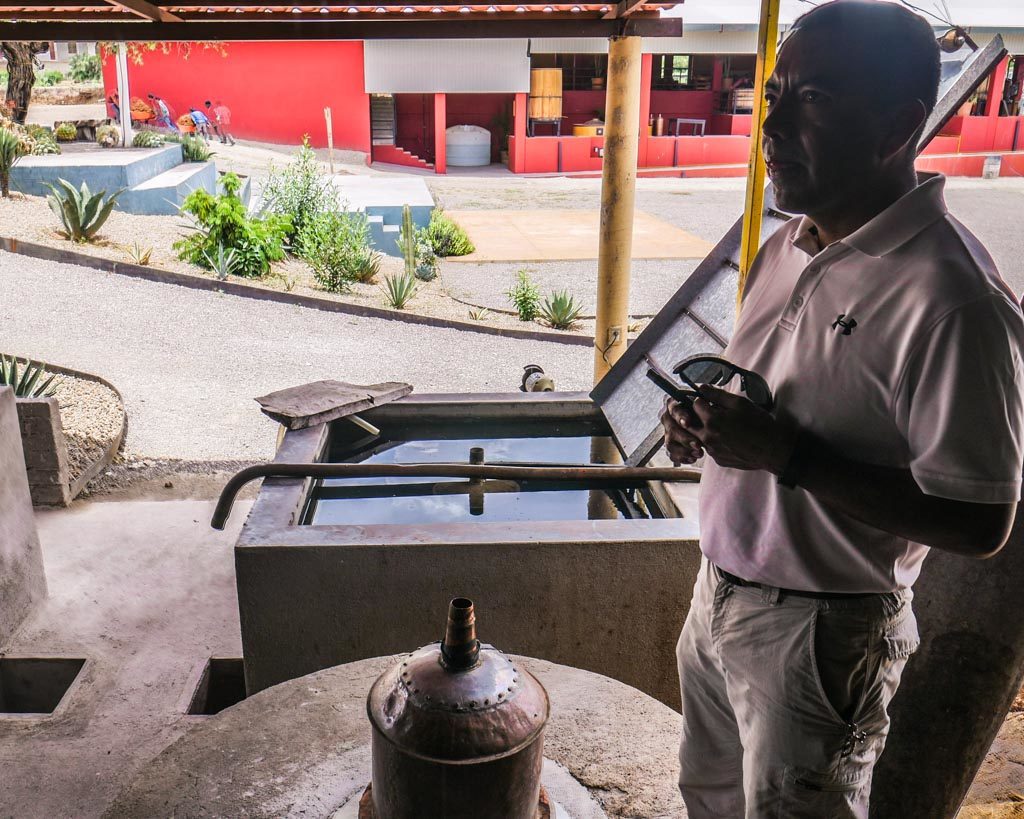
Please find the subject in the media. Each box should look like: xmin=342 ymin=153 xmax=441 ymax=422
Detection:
xmin=371 ymin=144 xmax=434 ymax=171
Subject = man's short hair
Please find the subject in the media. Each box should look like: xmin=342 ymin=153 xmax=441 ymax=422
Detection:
xmin=791 ymin=0 xmax=941 ymax=115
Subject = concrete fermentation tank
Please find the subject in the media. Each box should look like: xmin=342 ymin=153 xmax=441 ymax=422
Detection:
xmin=446 ymin=125 xmax=491 ymax=167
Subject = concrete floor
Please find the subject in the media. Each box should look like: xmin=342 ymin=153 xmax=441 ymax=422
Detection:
xmin=0 ymin=499 xmax=248 ymax=818
xmin=0 ymin=496 xmax=1017 ymax=817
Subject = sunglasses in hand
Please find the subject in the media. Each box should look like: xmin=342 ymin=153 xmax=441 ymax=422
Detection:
xmin=645 ymin=353 xmax=774 ymax=414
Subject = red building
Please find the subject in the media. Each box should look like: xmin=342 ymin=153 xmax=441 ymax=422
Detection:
xmin=103 ymin=25 xmax=1024 ymax=177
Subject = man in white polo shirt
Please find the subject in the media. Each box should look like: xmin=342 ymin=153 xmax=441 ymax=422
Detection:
xmin=660 ymin=1 xmax=1024 ymax=816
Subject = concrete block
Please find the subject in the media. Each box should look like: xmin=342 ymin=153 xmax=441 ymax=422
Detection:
xmin=15 ymin=398 xmax=71 ymax=506
xmin=0 ymin=388 xmax=47 ymax=645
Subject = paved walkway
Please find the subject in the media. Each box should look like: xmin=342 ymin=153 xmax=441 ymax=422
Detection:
xmin=448 ymin=209 xmax=713 ymax=262
xmin=0 ymin=252 xmax=591 ymax=461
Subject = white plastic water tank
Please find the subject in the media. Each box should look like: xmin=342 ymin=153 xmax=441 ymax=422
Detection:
xmin=446 ymin=125 xmax=491 ymax=167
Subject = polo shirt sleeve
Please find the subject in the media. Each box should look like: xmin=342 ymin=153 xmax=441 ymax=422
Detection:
xmin=894 ymin=292 xmax=1024 ymax=503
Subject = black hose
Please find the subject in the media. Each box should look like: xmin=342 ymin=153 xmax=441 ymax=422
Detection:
xmin=211 ymin=462 xmax=700 ymax=529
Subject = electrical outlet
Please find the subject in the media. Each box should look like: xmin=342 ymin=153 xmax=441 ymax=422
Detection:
xmin=608 ymin=326 xmax=623 ymax=347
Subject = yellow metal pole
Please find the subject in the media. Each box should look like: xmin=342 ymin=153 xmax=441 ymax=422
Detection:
xmin=594 ymin=34 xmax=643 ymax=384
xmin=736 ymin=0 xmax=781 ymax=311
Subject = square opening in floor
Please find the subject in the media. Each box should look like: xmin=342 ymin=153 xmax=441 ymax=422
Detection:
xmin=187 ymin=658 xmax=247 ymax=715
xmin=0 ymin=657 xmax=86 ymax=715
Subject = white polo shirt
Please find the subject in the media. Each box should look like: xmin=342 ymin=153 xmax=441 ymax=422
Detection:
xmin=699 ymin=174 xmax=1024 ymax=593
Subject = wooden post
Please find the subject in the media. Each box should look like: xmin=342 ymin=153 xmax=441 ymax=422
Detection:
xmin=736 ymin=0 xmax=780 ymax=311
xmin=593 ymin=34 xmax=642 ymax=384
xmin=324 ymin=107 xmax=334 ymax=174
xmin=115 ymin=43 xmax=133 ymax=146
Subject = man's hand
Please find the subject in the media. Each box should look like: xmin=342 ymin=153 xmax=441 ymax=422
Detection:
xmin=660 ymin=397 xmax=705 ymax=466
xmin=687 ymin=385 xmax=796 ymax=474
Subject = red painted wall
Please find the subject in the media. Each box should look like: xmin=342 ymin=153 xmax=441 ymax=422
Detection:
xmin=102 ymin=42 xmax=371 ymax=153
xmin=649 ymin=90 xmax=715 ymax=130
xmin=394 ymin=93 xmax=433 ymax=161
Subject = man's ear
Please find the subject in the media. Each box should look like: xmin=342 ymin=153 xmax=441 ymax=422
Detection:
xmin=880 ymin=99 xmax=929 ymax=160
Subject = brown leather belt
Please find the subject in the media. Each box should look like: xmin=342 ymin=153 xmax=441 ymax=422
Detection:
xmin=715 ymin=566 xmax=881 ymax=601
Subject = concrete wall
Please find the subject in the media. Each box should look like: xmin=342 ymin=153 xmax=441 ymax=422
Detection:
xmin=15 ymin=397 xmax=71 ymax=507
xmin=0 ymin=388 xmax=47 ymax=645
xmin=237 ymin=535 xmax=701 ymax=709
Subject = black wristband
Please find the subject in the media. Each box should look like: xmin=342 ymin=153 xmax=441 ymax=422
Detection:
xmin=777 ymin=431 xmax=810 ymax=490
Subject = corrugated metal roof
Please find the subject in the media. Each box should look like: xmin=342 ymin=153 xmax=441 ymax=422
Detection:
xmin=972 ymin=30 xmax=1024 ymax=55
xmin=365 ymin=39 xmax=530 ymax=92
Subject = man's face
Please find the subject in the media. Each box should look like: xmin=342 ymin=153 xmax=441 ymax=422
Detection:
xmin=762 ymin=31 xmax=888 ymax=216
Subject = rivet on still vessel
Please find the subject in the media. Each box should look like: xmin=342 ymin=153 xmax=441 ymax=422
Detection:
xmin=363 ymin=597 xmax=551 ymax=818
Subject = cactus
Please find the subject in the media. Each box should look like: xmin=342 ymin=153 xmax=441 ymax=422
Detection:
xmin=397 ymin=204 xmax=417 ymax=278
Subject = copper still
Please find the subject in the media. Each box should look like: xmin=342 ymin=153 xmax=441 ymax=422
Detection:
xmin=365 ymin=598 xmax=550 ymax=818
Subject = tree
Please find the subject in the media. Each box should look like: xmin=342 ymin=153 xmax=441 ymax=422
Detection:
xmin=1 ymin=41 xmax=49 ymax=125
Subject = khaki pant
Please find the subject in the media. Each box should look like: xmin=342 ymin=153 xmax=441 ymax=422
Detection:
xmin=677 ymin=558 xmax=920 ymax=818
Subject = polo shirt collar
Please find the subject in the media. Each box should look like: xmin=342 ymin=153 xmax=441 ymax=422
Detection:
xmin=789 ymin=173 xmax=948 ymax=259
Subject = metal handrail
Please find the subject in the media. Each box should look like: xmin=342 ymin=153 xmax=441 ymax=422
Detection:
xmin=211 ymin=462 xmax=701 ymax=529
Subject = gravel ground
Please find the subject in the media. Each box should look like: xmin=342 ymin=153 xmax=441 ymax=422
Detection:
xmin=0 ymin=250 xmax=591 ymax=462
xmin=50 ymin=374 xmax=124 ymax=484
xmin=0 ymin=192 xmax=596 ymax=337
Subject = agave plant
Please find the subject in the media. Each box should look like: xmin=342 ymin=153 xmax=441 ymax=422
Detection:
xmin=540 ymin=290 xmax=584 ymax=330
xmin=45 ymin=179 xmax=124 ymax=243
xmin=127 ymin=241 xmax=153 ymax=266
xmin=202 ymin=243 xmax=239 ymax=281
xmin=0 ymin=355 xmax=60 ymax=398
xmin=380 ymin=270 xmax=417 ymax=310
xmin=0 ymin=127 xmax=22 ymax=198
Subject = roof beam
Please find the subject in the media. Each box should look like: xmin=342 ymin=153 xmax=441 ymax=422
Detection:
xmin=603 ymin=0 xmax=645 ymax=18
xmin=0 ymin=15 xmax=680 ymax=38
xmin=105 ymin=0 xmax=182 ymax=22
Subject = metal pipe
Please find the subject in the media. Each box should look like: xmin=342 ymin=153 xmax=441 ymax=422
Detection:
xmin=441 ymin=597 xmax=480 ymax=670
xmin=210 ymin=461 xmax=700 ymax=529
xmin=593 ymin=34 xmax=642 ymax=383
xmin=736 ymin=0 xmax=781 ymax=309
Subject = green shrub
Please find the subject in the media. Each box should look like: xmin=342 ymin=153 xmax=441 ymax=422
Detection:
xmin=68 ymin=53 xmax=101 ymax=83
xmin=37 ymin=69 xmax=63 ymax=86
xmin=262 ymin=136 xmax=333 ymax=245
xmin=132 ymin=129 xmax=164 ymax=148
xmin=54 ymin=122 xmax=77 ymax=142
xmin=298 ymin=209 xmax=381 ymax=292
xmin=0 ymin=355 xmax=59 ymax=398
xmin=45 ymin=178 xmax=124 ymax=243
xmin=0 ymin=128 xmax=24 ymax=197
xmin=414 ymin=238 xmax=438 ymax=282
xmin=96 ymin=124 xmax=120 ymax=148
xmin=380 ymin=271 xmax=417 ymax=310
xmin=180 ymin=135 xmax=213 ymax=162
xmin=423 ymin=208 xmax=474 ymax=257
xmin=174 ymin=172 xmax=290 ymax=279
xmin=506 ymin=270 xmax=541 ymax=322
xmin=540 ymin=290 xmax=583 ymax=330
